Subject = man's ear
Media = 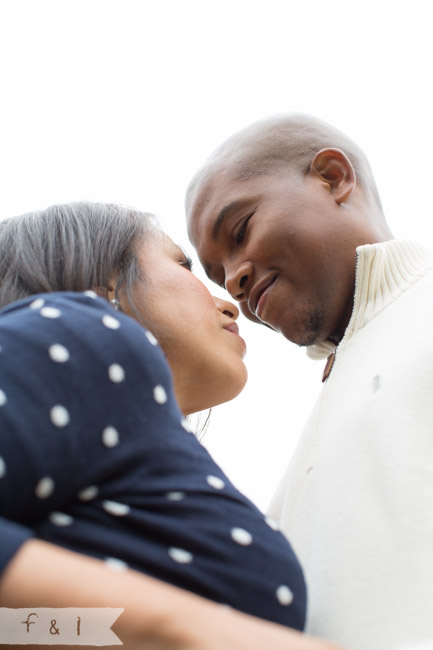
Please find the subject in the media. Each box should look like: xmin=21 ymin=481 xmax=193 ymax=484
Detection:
xmin=310 ymin=148 xmax=356 ymax=204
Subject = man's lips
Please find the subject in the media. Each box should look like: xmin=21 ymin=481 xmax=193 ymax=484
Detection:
xmin=248 ymin=275 xmax=278 ymax=317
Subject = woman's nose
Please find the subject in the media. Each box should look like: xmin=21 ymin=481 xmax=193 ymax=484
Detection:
xmin=213 ymin=296 xmax=240 ymax=320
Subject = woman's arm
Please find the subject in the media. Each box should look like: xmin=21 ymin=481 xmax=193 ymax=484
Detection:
xmin=0 ymin=538 xmax=340 ymax=650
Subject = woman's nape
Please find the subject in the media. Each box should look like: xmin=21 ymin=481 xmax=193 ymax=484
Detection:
xmin=0 ymin=201 xmax=247 ymax=415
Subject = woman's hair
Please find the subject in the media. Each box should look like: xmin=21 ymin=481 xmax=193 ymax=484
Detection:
xmin=0 ymin=202 xmax=157 ymax=310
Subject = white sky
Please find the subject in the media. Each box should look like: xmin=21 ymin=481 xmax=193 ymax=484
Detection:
xmin=1 ymin=0 xmax=432 ymax=510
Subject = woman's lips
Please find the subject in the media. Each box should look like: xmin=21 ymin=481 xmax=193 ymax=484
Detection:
xmin=223 ymin=322 xmax=247 ymax=354
xmin=224 ymin=322 xmax=239 ymax=336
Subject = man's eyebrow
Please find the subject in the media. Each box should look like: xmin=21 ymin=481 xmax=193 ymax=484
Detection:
xmin=212 ymin=199 xmax=252 ymax=240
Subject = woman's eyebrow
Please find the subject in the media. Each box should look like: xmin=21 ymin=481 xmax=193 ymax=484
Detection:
xmin=169 ymin=241 xmax=188 ymax=257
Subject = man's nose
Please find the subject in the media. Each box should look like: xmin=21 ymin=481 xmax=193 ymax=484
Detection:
xmin=225 ymin=261 xmax=253 ymax=302
xmin=213 ymin=296 xmax=240 ymax=320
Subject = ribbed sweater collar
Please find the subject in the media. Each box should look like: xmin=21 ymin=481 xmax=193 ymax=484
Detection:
xmin=307 ymin=240 xmax=433 ymax=361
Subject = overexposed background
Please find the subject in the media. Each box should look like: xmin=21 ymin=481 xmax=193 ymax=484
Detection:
xmin=1 ymin=0 xmax=432 ymax=510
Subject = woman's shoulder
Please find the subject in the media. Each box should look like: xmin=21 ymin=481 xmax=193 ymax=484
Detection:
xmin=0 ymin=291 xmax=176 ymax=420
xmin=0 ymin=291 xmax=140 ymax=337
xmin=0 ymin=291 xmax=168 ymax=371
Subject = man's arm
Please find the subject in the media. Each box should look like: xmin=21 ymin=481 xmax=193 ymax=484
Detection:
xmin=0 ymin=538 xmax=339 ymax=650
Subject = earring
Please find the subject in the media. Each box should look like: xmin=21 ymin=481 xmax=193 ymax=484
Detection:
xmin=110 ymin=298 xmax=120 ymax=311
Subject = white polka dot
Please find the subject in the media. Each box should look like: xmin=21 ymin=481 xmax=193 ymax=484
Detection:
xmin=231 ymin=527 xmax=253 ymax=546
xmin=49 ymin=344 xmax=70 ymax=363
xmin=40 ymin=307 xmax=61 ymax=319
xmin=50 ymin=405 xmax=70 ymax=427
xmin=102 ymin=426 xmax=119 ymax=447
xmin=84 ymin=290 xmax=98 ymax=299
xmin=102 ymin=314 xmax=120 ymax=330
xmin=153 ymin=385 xmax=167 ymax=404
xmin=145 ymin=330 xmax=158 ymax=346
xmin=206 ymin=475 xmax=225 ymax=490
xmin=0 ymin=389 xmax=7 ymax=407
xmin=78 ymin=485 xmax=99 ymax=501
xmin=265 ymin=516 xmax=279 ymax=531
xmin=30 ymin=298 xmax=45 ymax=310
xmin=168 ymin=547 xmax=193 ymax=564
xmin=181 ymin=418 xmax=193 ymax=433
xmin=165 ymin=491 xmax=186 ymax=501
xmin=108 ymin=364 xmax=125 ymax=383
xmin=49 ymin=512 xmax=73 ymax=526
xmin=276 ymin=585 xmax=294 ymax=606
xmin=102 ymin=500 xmax=130 ymax=516
xmin=35 ymin=476 xmax=55 ymax=499
xmin=105 ymin=557 xmax=128 ymax=571
xmin=0 ymin=456 xmax=6 ymax=478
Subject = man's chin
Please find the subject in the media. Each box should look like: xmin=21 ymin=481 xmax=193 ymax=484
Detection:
xmin=279 ymin=320 xmax=327 ymax=347
xmin=241 ymin=305 xmax=327 ymax=345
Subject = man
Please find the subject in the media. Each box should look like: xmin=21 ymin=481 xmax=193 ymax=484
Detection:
xmin=186 ymin=114 xmax=433 ymax=650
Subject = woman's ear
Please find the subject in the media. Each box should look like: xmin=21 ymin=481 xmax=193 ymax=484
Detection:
xmin=93 ymin=283 xmax=115 ymax=300
xmin=310 ymin=148 xmax=356 ymax=204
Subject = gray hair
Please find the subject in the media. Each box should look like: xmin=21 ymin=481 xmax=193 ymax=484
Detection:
xmin=0 ymin=202 xmax=157 ymax=310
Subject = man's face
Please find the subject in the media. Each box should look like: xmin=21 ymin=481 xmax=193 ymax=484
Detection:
xmin=187 ymin=166 xmax=358 ymax=347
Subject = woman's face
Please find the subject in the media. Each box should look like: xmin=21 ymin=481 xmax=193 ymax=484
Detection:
xmin=119 ymin=231 xmax=247 ymax=415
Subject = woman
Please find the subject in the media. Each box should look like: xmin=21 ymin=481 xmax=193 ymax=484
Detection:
xmin=0 ymin=202 xmax=306 ymax=637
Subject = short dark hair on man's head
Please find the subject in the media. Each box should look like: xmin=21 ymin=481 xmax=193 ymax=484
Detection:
xmin=0 ymin=202 xmax=157 ymax=310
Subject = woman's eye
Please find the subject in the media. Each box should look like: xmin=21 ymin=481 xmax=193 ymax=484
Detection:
xmin=180 ymin=255 xmax=193 ymax=272
xmin=234 ymin=214 xmax=253 ymax=245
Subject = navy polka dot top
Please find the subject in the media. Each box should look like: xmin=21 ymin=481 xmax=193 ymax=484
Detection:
xmin=0 ymin=293 xmax=306 ymax=629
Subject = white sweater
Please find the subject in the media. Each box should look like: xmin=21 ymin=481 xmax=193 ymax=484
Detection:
xmin=269 ymin=240 xmax=433 ymax=650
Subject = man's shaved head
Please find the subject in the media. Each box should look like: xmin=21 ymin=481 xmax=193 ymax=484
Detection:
xmin=187 ymin=113 xmax=382 ymax=212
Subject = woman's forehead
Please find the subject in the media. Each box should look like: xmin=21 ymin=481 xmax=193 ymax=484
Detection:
xmin=140 ymin=229 xmax=185 ymax=259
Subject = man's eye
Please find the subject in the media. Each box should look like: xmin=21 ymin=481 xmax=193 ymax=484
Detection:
xmin=234 ymin=214 xmax=253 ymax=245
